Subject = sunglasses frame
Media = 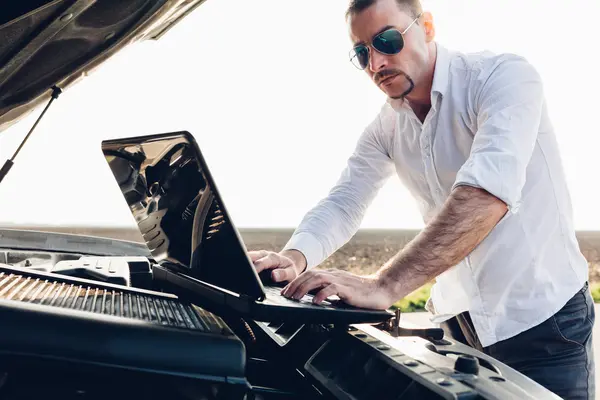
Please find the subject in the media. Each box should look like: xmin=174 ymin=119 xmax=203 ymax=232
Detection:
xmin=349 ymin=12 xmax=423 ymax=70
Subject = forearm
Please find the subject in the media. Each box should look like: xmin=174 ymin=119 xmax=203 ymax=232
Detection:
xmin=377 ymin=185 xmax=508 ymax=301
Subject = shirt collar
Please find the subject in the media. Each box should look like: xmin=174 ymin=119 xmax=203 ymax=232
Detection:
xmin=387 ymin=42 xmax=451 ymax=112
xmin=431 ymin=42 xmax=450 ymax=97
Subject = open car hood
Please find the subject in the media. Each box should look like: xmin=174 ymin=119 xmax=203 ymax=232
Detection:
xmin=0 ymin=0 xmax=207 ymax=133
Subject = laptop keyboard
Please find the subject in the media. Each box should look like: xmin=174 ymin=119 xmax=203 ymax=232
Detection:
xmin=263 ymin=286 xmax=336 ymax=308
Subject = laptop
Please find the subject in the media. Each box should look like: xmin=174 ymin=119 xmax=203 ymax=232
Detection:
xmin=101 ymin=131 xmax=393 ymax=325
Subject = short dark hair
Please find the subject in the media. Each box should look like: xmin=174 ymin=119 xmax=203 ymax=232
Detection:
xmin=345 ymin=0 xmax=422 ymax=20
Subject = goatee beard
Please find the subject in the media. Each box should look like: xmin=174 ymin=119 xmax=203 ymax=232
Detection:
xmin=390 ymin=72 xmax=415 ymax=100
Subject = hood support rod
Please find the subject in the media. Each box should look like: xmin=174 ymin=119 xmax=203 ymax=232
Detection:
xmin=0 ymin=85 xmax=62 ymax=184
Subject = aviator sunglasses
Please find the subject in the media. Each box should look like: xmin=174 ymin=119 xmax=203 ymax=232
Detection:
xmin=349 ymin=12 xmax=423 ymax=70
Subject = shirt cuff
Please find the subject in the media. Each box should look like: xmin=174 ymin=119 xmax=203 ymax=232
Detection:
xmin=451 ymin=157 xmax=522 ymax=213
xmin=282 ymin=232 xmax=326 ymax=270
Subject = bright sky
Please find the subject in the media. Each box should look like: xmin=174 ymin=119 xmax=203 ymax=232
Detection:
xmin=0 ymin=0 xmax=598 ymax=231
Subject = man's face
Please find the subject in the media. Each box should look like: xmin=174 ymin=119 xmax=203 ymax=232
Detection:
xmin=348 ymin=0 xmax=430 ymax=100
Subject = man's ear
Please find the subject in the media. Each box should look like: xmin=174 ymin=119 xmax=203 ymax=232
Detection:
xmin=421 ymin=11 xmax=436 ymax=42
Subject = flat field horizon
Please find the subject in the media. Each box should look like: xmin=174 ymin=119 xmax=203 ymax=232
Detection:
xmin=3 ymin=225 xmax=600 ymax=285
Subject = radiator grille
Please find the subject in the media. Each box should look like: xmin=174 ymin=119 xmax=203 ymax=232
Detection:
xmin=0 ymin=272 xmax=224 ymax=332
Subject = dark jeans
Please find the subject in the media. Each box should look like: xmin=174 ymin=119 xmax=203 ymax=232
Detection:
xmin=442 ymin=282 xmax=596 ymax=399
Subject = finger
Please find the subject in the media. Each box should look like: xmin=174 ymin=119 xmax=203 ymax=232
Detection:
xmin=287 ymin=273 xmax=331 ymax=300
xmin=282 ymin=270 xmax=343 ymax=297
xmin=282 ymin=270 xmax=316 ymax=297
xmin=271 ymin=265 xmax=297 ymax=283
xmin=248 ymin=250 xmax=269 ymax=262
xmin=254 ymin=252 xmax=294 ymax=272
xmin=313 ymin=283 xmax=345 ymax=305
xmin=253 ymin=252 xmax=283 ymax=273
xmin=293 ymin=275 xmax=330 ymax=300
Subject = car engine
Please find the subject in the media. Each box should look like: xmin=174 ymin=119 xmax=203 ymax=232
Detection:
xmin=0 ymin=230 xmax=561 ymax=400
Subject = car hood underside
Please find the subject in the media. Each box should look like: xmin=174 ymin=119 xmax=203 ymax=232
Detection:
xmin=0 ymin=0 xmax=206 ymax=133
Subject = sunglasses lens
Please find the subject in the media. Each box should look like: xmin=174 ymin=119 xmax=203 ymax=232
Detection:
xmin=350 ymin=46 xmax=369 ymax=69
xmin=373 ymin=29 xmax=404 ymax=54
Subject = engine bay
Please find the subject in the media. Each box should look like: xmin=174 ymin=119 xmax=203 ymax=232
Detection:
xmin=0 ymin=231 xmax=563 ymax=400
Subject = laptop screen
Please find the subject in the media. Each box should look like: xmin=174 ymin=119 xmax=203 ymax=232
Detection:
xmin=101 ymin=131 xmax=265 ymax=300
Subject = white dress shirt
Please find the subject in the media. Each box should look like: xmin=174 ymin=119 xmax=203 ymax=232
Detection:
xmin=282 ymin=42 xmax=588 ymax=347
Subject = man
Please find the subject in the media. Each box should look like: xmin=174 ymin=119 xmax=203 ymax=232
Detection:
xmin=248 ymin=0 xmax=595 ymax=398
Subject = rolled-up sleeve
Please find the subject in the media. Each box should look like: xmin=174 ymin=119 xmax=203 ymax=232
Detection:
xmin=283 ymin=113 xmax=396 ymax=269
xmin=452 ymin=56 xmax=545 ymax=212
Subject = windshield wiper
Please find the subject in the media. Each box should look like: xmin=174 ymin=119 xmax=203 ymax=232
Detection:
xmin=0 ymin=85 xmax=62 ymax=184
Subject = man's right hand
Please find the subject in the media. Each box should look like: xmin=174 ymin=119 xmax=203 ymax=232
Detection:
xmin=248 ymin=249 xmax=307 ymax=283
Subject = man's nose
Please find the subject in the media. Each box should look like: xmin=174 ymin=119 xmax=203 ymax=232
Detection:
xmin=368 ymin=48 xmax=388 ymax=73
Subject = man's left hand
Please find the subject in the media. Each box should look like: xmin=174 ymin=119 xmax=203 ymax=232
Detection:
xmin=281 ymin=269 xmax=394 ymax=310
